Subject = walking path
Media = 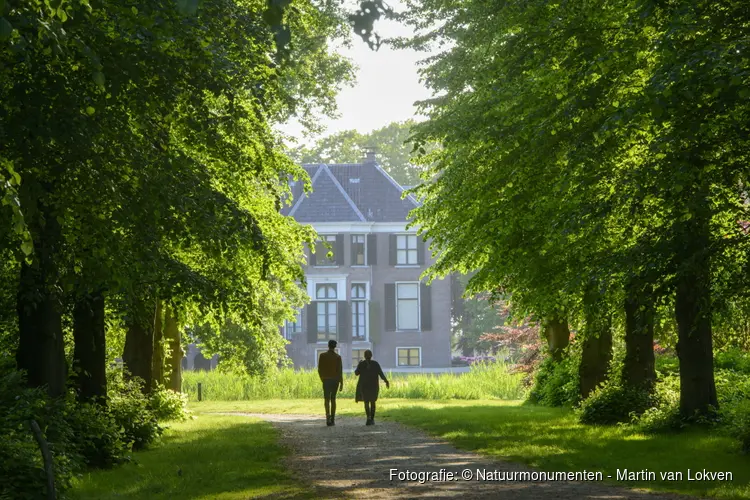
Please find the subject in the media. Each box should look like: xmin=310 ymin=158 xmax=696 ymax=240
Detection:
xmin=225 ymin=413 xmax=700 ymax=499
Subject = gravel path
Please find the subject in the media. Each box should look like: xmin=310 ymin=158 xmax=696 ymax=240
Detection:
xmin=222 ymin=412 xmax=700 ymax=500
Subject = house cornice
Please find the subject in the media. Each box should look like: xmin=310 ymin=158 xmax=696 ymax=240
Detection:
xmin=308 ymin=221 xmax=422 ymax=233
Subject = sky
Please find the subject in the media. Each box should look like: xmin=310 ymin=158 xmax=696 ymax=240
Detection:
xmin=278 ymin=2 xmax=434 ymax=145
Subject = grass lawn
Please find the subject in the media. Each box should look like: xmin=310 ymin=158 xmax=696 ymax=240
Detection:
xmin=193 ymin=399 xmax=750 ymax=500
xmin=70 ymin=414 xmax=313 ymax=500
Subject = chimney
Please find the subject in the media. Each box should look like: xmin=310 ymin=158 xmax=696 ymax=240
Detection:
xmin=363 ymin=146 xmax=377 ymax=164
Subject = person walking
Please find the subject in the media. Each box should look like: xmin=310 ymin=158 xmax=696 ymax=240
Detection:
xmin=354 ymin=350 xmax=389 ymax=425
xmin=318 ymin=339 xmax=343 ymax=426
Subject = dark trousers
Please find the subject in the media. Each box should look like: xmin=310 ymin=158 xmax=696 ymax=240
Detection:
xmin=322 ymin=379 xmax=338 ymax=417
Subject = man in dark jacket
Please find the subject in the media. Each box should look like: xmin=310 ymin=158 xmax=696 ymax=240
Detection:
xmin=318 ymin=339 xmax=343 ymax=426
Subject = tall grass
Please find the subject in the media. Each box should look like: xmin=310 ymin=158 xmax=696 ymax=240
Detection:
xmin=182 ymin=362 xmax=526 ymax=401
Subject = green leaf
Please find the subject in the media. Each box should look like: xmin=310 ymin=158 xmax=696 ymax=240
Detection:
xmin=86 ymin=106 xmax=96 ymax=115
xmin=93 ymin=71 xmax=105 ymax=89
xmin=58 ymin=8 xmax=67 ymax=22
xmin=132 ymin=6 xmax=138 ymax=15
xmin=21 ymin=240 xmax=33 ymax=256
xmin=0 ymin=18 xmax=9 ymax=41
xmin=176 ymin=0 xmax=199 ymax=16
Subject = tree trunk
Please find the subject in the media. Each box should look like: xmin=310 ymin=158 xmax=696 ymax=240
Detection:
xmin=675 ymin=255 xmax=717 ymax=418
xmin=72 ymin=289 xmax=107 ymax=403
xmin=622 ymin=279 xmax=656 ymax=391
xmin=151 ymin=300 xmax=164 ymax=389
xmin=579 ymin=287 xmax=613 ymax=398
xmin=122 ymin=297 xmax=154 ymax=393
xmin=164 ymin=305 xmax=183 ymax=392
xmin=15 ymin=201 xmax=66 ymax=398
xmin=544 ymin=315 xmax=570 ymax=362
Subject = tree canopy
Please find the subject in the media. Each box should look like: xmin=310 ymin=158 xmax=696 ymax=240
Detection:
xmin=0 ymin=0 xmax=357 ymax=396
xmin=401 ymin=0 xmax=750 ymax=417
xmin=288 ymin=119 xmax=431 ymax=185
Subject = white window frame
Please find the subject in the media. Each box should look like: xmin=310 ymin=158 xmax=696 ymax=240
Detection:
xmin=396 ymin=233 xmax=418 ymax=265
xmin=316 ymin=283 xmax=338 ymax=342
xmin=314 ymin=234 xmax=338 ymax=267
xmin=284 ymin=309 xmax=302 ymax=339
xmin=315 ymin=348 xmax=340 ymax=367
xmin=351 ymin=234 xmax=367 ymax=267
xmin=395 ymin=281 xmax=420 ymax=331
xmin=396 ymin=347 xmax=422 ymax=367
xmin=350 ymin=282 xmax=369 ymax=341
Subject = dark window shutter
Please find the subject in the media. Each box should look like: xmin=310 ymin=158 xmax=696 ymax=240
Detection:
xmin=389 ymin=235 xmax=397 ymax=266
xmin=384 ymin=284 xmax=396 ymax=331
xmin=420 ymin=283 xmax=432 ymax=331
xmin=417 ymin=237 xmax=425 ymax=265
xmin=309 ymin=243 xmax=317 ymax=266
xmin=337 ymin=301 xmax=350 ymax=342
xmin=335 ymin=234 xmax=344 ymax=265
xmin=350 ymin=236 xmax=357 ymax=266
xmin=367 ymin=234 xmax=377 ymax=265
xmin=306 ymin=302 xmax=318 ymax=343
xmin=369 ymin=300 xmax=381 ymax=343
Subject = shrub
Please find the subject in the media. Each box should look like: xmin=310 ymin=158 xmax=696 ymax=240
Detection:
xmin=57 ymin=399 xmax=129 ymax=468
xmin=654 ymin=354 xmax=679 ymax=376
xmin=715 ymin=347 xmax=750 ymax=375
xmin=527 ymin=354 xmax=580 ymax=407
xmin=0 ymin=357 xmax=74 ymax=499
xmin=721 ymin=400 xmax=750 ymax=453
xmin=148 ymin=386 xmax=189 ymax=421
xmin=632 ymin=375 xmax=681 ymax=432
xmin=578 ymin=382 xmax=655 ymax=425
xmin=107 ymin=371 xmax=162 ymax=450
xmin=715 ymin=368 xmax=750 ymax=406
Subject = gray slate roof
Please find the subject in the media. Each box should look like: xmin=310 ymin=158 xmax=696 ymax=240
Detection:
xmin=283 ymin=159 xmax=418 ymax=223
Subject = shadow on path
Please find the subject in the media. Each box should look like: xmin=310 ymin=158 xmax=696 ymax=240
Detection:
xmin=219 ymin=413 xmax=701 ymax=500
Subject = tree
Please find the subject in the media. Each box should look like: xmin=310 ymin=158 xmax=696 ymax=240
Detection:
xmin=288 ymin=120 xmax=432 ymax=185
xmin=1 ymin=0 xmax=354 ymax=400
xmin=401 ymin=0 xmax=750 ymax=418
xmin=451 ymin=275 xmax=506 ymax=356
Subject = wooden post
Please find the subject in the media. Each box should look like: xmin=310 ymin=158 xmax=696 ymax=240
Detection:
xmin=29 ymin=420 xmax=56 ymax=500
xmin=198 ymin=382 xmax=202 ymax=402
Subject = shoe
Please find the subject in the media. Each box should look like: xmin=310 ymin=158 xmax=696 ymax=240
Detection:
xmin=326 ymin=416 xmax=333 ymax=426
xmin=365 ymin=419 xmax=373 ymax=425
xmin=330 ymin=416 xmax=336 ymax=426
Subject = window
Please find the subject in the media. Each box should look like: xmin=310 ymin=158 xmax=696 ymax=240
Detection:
xmin=351 ymin=234 xmax=366 ymax=265
xmin=351 ymin=284 xmax=367 ymax=340
xmin=396 ymin=234 xmax=418 ymax=265
xmin=396 ymin=283 xmax=419 ymax=330
xmin=285 ymin=309 xmax=302 ymax=339
xmin=397 ymin=347 xmax=421 ymax=367
xmin=316 ymin=348 xmax=339 ymax=366
xmin=316 ymin=284 xmax=337 ymax=341
xmin=352 ymin=348 xmax=367 ymax=366
xmin=315 ymin=235 xmax=337 ymax=266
